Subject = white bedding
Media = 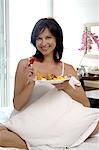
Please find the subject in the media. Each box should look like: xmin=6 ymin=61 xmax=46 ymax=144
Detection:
xmin=0 ymin=134 xmax=99 ymax=150
xmin=1 ymin=108 xmax=98 ymax=150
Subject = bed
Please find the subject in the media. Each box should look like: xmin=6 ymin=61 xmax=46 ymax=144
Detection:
xmin=0 ymin=134 xmax=99 ymax=150
xmin=0 ymin=105 xmax=99 ymax=150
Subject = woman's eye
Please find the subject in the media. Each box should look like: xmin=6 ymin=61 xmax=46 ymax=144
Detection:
xmin=46 ymin=36 xmax=52 ymax=39
xmin=37 ymin=37 xmax=42 ymax=41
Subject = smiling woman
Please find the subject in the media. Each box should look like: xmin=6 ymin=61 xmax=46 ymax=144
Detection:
xmin=0 ymin=17 xmax=98 ymax=150
xmin=1 ymin=0 xmax=99 ymax=108
xmin=0 ymin=1 xmax=99 ymax=149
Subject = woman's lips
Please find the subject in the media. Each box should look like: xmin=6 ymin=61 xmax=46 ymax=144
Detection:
xmin=41 ymin=48 xmax=48 ymax=51
xmin=41 ymin=46 xmax=50 ymax=51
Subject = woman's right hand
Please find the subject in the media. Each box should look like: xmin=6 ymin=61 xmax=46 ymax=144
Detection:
xmin=24 ymin=64 xmax=35 ymax=85
xmin=13 ymin=58 xmax=36 ymax=111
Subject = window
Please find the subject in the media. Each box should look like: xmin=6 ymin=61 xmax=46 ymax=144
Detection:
xmin=0 ymin=0 xmax=9 ymax=107
xmin=0 ymin=0 xmax=53 ymax=108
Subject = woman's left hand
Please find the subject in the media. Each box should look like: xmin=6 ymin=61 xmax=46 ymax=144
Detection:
xmin=53 ymin=80 xmax=72 ymax=92
xmin=53 ymin=78 xmax=90 ymax=107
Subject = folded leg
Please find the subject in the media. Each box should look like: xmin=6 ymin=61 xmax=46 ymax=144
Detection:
xmin=0 ymin=124 xmax=27 ymax=149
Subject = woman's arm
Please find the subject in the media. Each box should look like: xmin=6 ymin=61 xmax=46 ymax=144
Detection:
xmin=62 ymin=81 xmax=90 ymax=107
xmin=54 ymin=64 xmax=90 ymax=107
xmin=13 ymin=59 xmax=35 ymax=111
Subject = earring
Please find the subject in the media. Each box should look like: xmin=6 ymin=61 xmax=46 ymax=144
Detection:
xmin=56 ymin=51 xmax=59 ymax=59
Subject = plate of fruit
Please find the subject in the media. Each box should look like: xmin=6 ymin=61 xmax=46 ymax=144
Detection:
xmin=28 ymin=57 xmax=69 ymax=84
xmin=34 ymin=72 xmax=69 ymax=84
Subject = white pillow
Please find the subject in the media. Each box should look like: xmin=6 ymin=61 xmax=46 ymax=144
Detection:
xmin=3 ymin=88 xmax=99 ymax=149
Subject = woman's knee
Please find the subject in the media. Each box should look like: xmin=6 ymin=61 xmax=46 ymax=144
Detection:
xmin=0 ymin=129 xmax=9 ymax=145
xmin=0 ymin=125 xmax=8 ymax=131
xmin=0 ymin=125 xmax=8 ymax=144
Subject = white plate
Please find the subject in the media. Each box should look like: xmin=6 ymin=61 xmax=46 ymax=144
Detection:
xmin=88 ymin=70 xmax=99 ymax=75
xmin=35 ymin=78 xmax=69 ymax=84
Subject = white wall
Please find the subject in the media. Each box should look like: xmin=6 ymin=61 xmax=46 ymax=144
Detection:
xmin=53 ymin=0 xmax=99 ymax=67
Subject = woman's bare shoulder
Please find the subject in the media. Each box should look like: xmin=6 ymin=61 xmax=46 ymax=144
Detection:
xmin=64 ymin=63 xmax=77 ymax=77
xmin=14 ymin=58 xmax=29 ymax=77
xmin=16 ymin=58 xmax=29 ymax=71
xmin=64 ymin=63 xmax=75 ymax=70
xmin=14 ymin=58 xmax=29 ymax=87
xmin=18 ymin=58 xmax=28 ymax=66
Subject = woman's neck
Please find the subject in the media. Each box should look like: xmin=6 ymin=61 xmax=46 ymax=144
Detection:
xmin=43 ymin=54 xmax=56 ymax=64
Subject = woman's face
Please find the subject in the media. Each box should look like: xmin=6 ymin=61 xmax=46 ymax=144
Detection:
xmin=36 ymin=28 xmax=56 ymax=56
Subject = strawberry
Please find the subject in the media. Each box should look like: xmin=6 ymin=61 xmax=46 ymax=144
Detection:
xmin=28 ymin=57 xmax=35 ymax=66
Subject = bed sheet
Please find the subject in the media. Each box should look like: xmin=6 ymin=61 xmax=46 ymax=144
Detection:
xmin=0 ymin=134 xmax=98 ymax=150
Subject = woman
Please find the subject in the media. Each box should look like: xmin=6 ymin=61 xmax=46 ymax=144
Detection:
xmin=0 ymin=18 xmax=98 ymax=149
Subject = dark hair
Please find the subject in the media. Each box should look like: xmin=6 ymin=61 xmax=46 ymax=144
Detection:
xmin=31 ymin=18 xmax=63 ymax=62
